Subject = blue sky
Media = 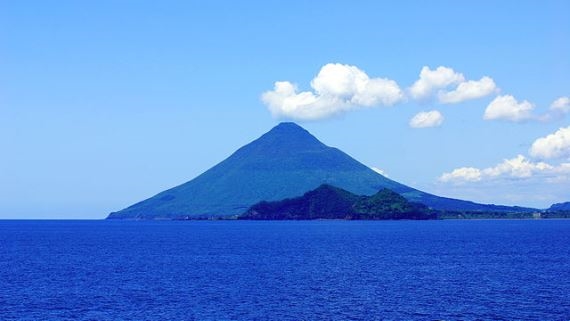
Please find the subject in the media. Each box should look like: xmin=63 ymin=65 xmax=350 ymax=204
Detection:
xmin=1 ymin=1 xmax=569 ymax=218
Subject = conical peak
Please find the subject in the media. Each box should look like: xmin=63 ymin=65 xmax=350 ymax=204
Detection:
xmin=252 ymin=122 xmax=327 ymax=153
xmin=267 ymin=122 xmax=310 ymax=136
xmin=275 ymin=122 xmax=303 ymax=127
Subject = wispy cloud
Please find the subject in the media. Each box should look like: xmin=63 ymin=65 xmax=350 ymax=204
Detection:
xmin=409 ymin=110 xmax=444 ymax=128
xmin=551 ymin=97 xmax=570 ymax=111
xmin=548 ymin=96 xmax=570 ymax=118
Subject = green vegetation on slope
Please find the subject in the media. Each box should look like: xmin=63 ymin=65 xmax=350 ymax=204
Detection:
xmin=239 ymin=184 xmax=436 ymax=220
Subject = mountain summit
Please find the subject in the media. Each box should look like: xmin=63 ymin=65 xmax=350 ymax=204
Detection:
xmin=108 ymin=122 xmax=532 ymax=219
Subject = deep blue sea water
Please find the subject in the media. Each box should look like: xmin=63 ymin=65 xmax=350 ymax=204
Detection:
xmin=1 ymin=220 xmax=569 ymax=321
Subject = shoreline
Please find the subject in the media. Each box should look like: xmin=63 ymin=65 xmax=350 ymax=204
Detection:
xmin=3 ymin=217 xmax=570 ymax=222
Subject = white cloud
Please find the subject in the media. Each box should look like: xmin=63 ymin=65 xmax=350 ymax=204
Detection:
xmin=488 ymin=95 xmax=568 ymax=123
xmin=439 ymin=167 xmax=482 ymax=183
xmin=409 ymin=66 xmax=465 ymax=101
xmin=262 ymin=63 xmax=404 ymax=121
xmin=370 ymin=167 xmax=389 ymax=177
xmin=432 ymin=174 xmax=570 ymax=208
xmin=409 ymin=110 xmax=444 ymax=128
xmin=440 ymin=127 xmax=570 ymax=204
xmin=483 ymin=95 xmax=535 ymax=122
xmin=550 ymin=96 xmax=570 ymax=114
xmin=438 ymin=76 xmax=497 ymax=104
xmin=409 ymin=66 xmax=497 ymax=104
xmin=482 ymin=155 xmax=552 ymax=178
xmin=439 ymin=155 xmax=569 ymax=184
xmin=531 ymin=96 xmax=570 ymax=122
xmin=263 ymin=63 xmax=564 ymax=124
xmin=529 ymin=126 xmax=570 ymax=159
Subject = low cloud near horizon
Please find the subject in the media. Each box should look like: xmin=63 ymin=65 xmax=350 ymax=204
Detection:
xmin=439 ymin=126 xmax=570 ymax=187
xmin=439 ymin=155 xmax=568 ymax=184
xmin=437 ymin=153 xmax=570 ymax=208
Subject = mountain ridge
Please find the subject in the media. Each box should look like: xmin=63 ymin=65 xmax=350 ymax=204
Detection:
xmin=549 ymin=202 xmax=570 ymax=211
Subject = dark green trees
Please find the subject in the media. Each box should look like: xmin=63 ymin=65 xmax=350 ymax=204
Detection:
xmin=240 ymin=185 xmax=436 ymax=220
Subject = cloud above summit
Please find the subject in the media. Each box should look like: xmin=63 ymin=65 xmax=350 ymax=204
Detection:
xmin=262 ymin=63 xmax=404 ymax=121
xmin=262 ymin=63 xmax=503 ymax=121
xmin=262 ymin=63 xmax=566 ymax=127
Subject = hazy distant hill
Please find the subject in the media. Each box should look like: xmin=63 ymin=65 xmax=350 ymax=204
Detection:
xmin=542 ymin=202 xmax=570 ymax=218
xmin=108 ymin=122 xmax=535 ymax=219
xmin=549 ymin=202 xmax=570 ymax=211
xmin=240 ymin=184 xmax=435 ymax=220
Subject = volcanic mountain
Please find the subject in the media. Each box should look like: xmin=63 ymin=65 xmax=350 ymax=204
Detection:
xmin=108 ymin=122 xmax=533 ymax=219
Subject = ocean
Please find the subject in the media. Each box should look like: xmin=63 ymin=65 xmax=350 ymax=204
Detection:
xmin=1 ymin=220 xmax=569 ymax=320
